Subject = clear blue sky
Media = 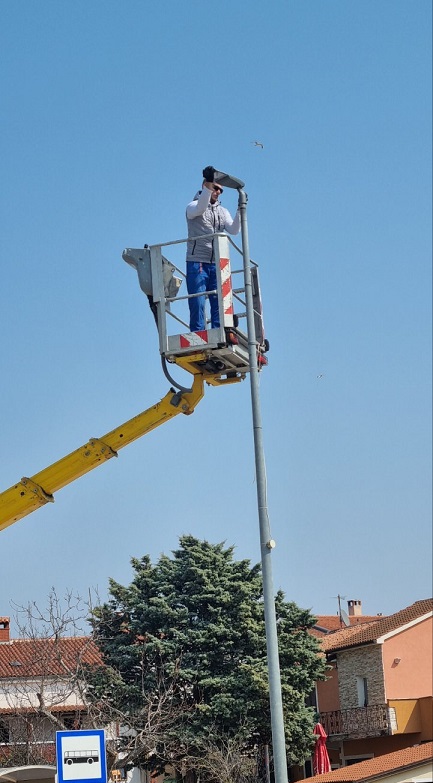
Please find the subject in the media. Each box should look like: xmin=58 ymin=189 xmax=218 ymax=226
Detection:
xmin=1 ymin=1 xmax=431 ymax=633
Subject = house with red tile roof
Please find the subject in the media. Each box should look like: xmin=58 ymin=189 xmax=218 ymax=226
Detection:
xmin=307 ymin=599 xmax=433 ymax=776
xmin=0 ymin=617 xmax=102 ymax=767
xmin=307 ymin=740 xmax=433 ymax=782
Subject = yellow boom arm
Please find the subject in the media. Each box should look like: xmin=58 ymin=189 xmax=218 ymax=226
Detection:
xmin=0 ymin=375 xmax=204 ymax=532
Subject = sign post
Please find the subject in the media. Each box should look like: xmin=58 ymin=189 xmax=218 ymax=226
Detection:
xmin=56 ymin=730 xmax=107 ymax=783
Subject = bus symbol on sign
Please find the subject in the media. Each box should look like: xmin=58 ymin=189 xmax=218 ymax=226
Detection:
xmin=64 ymin=750 xmax=100 ymax=766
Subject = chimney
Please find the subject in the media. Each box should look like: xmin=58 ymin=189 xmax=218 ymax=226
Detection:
xmin=347 ymin=600 xmax=362 ymax=617
xmin=0 ymin=617 xmax=10 ymax=642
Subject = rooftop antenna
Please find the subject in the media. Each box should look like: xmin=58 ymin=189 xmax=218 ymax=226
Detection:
xmin=332 ymin=594 xmax=350 ymax=627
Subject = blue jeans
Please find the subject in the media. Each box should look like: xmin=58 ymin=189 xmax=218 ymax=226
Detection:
xmin=186 ymin=262 xmax=220 ymax=332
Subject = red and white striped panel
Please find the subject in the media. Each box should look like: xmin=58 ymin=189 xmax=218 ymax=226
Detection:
xmin=179 ymin=330 xmax=209 ymax=349
xmin=220 ymin=256 xmax=234 ymax=326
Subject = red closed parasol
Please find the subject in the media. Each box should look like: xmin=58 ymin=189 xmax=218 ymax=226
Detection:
xmin=313 ymin=722 xmax=331 ymax=775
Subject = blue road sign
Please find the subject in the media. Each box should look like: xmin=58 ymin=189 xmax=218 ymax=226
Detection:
xmin=56 ymin=730 xmax=107 ymax=783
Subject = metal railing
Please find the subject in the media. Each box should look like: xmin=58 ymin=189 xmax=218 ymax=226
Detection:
xmin=148 ymin=232 xmax=254 ymax=333
xmin=319 ymin=704 xmax=395 ymax=738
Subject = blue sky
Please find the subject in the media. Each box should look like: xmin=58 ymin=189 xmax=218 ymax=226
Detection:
xmin=1 ymin=1 xmax=431 ymax=633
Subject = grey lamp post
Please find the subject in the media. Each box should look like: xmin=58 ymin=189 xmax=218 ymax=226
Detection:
xmin=215 ymin=170 xmax=289 ymax=783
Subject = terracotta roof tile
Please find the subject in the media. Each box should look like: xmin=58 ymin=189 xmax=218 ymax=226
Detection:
xmin=312 ymin=616 xmax=384 ymax=637
xmin=321 ymin=599 xmax=432 ymax=653
xmin=308 ymin=741 xmax=433 ymax=781
xmin=0 ymin=636 xmax=102 ymax=677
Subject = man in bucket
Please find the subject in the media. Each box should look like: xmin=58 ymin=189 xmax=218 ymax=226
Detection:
xmin=185 ymin=165 xmax=240 ymax=332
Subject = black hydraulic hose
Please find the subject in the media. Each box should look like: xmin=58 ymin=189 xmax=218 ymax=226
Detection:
xmin=161 ymin=356 xmax=192 ymax=395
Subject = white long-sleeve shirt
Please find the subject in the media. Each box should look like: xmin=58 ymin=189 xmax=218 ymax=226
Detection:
xmin=186 ymin=188 xmax=241 ymax=263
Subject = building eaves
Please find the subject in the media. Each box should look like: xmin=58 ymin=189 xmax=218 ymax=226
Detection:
xmin=0 ymin=704 xmax=85 ymax=715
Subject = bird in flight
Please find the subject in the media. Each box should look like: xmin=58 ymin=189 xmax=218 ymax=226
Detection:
xmin=251 ymin=141 xmax=264 ymax=148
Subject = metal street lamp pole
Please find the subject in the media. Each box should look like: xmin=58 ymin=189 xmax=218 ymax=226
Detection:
xmin=238 ymin=188 xmax=289 ymax=783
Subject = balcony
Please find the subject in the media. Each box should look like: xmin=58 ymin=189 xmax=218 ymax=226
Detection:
xmin=319 ymin=705 xmax=397 ymax=739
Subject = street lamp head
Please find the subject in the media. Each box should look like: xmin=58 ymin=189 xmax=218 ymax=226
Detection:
xmin=213 ymin=169 xmax=245 ymax=190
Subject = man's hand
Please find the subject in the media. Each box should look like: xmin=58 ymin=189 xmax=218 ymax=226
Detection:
xmin=202 ymin=165 xmax=216 ymax=183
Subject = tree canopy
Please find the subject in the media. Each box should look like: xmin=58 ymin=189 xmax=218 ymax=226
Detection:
xmin=88 ymin=536 xmax=325 ymax=775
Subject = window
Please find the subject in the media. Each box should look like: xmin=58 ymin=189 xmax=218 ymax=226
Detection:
xmin=0 ymin=719 xmax=9 ymax=743
xmin=61 ymin=713 xmax=81 ymax=730
xmin=345 ymin=755 xmax=373 ymax=766
xmin=305 ymin=688 xmax=317 ymax=709
xmin=356 ymin=676 xmax=368 ymax=707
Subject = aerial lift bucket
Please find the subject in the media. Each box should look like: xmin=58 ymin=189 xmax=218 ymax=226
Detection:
xmin=123 ymin=233 xmax=268 ymax=387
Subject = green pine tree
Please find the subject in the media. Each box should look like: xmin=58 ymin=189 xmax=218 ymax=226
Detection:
xmin=88 ymin=536 xmax=325 ymax=775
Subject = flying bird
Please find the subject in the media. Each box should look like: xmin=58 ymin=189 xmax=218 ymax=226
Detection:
xmin=251 ymin=141 xmax=264 ymax=148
